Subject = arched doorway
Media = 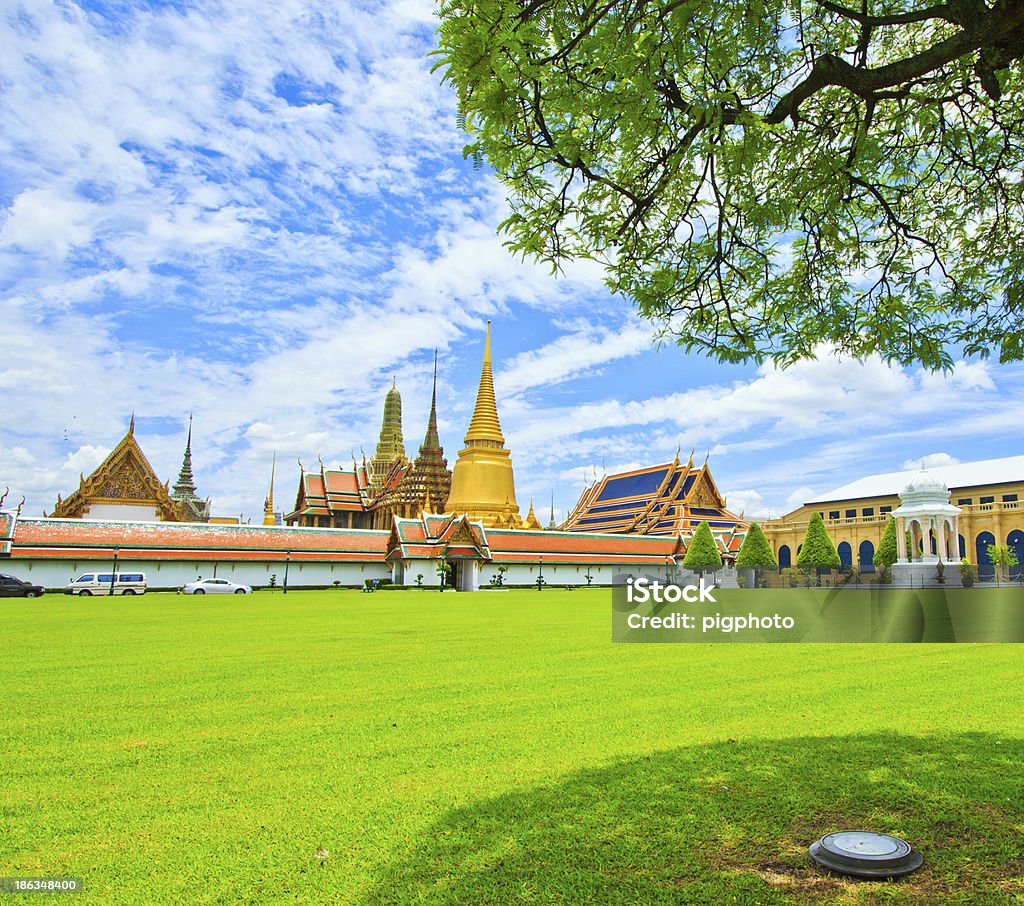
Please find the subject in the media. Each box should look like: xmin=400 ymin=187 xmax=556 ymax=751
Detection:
xmin=837 ymin=541 xmax=852 ymax=568
xmin=1008 ymin=530 xmax=1024 ymax=581
xmin=778 ymin=545 xmax=791 ymax=569
xmin=859 ymin=540 xmax=875 ymax=573
xmin=976 ymin=532 xmax=995 ymax=581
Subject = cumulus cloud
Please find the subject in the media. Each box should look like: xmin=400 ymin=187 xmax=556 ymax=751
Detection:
xmin=902 ymin=452 xmax=960 ymax=470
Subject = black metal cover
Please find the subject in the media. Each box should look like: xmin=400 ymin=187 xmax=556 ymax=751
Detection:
xmin=809 ymin=831 xmax=923 ymax=879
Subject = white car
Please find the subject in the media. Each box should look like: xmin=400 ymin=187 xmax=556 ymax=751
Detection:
xmin=182 ymin=578 xmax=252 ymax=595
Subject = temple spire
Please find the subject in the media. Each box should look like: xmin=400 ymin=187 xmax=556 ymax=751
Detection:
xmin=464 ymin=321 xmax=504 ymax=445
xmin=444 ymin=321 xmax=518 ymax=526
xmin=421 ymin=349 xmax=441 ymax=452
xmin=173 ymin=415 xmax=197 ymax=497
xmin=263 ymin=453 xmax=276 ymax=526
xmin=371 ymin=381 xmax=405 ymax=488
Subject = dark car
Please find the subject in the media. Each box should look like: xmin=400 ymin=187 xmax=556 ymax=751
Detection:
xmin=0 ymin=573 xmax=45 ymax=598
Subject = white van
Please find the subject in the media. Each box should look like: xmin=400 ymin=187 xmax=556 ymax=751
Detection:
xmin=64 ymin=572 xmax=148 ymax=596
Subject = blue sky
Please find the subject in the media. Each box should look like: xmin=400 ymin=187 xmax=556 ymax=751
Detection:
xmin=2 ymin=0 xmax=1022 ymax=524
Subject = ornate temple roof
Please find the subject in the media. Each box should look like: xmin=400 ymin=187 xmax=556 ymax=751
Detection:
xmin=287 ymin=461 xmax=375 ymax=519
xmin=386 ymin=512 xmax=490 ymax=561
xmin=562 ymin=451 xmax=747 ymax=548
xmin=50 ymin=417 xmax=189 ymax=522
xmin=385 ymin=512 xmax=689 ymax=565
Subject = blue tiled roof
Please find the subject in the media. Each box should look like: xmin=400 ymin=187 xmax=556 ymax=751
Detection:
xmin=595 ymin=467 xmax=669 ymax=502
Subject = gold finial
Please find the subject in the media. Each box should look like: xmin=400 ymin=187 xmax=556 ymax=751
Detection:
xmin=263 ymin=453 xmax=276 ymax=526
xmin=463 ymin=320 xmax=505 ymax=445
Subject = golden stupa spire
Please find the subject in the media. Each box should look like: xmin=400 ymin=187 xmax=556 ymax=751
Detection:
xmin=444 ymin=321 xmax=519 ymax=527
xmin=263 ymin=453 xmax=276 ymax=526
xmin=463 ymin=321 xmax=504 ymax=445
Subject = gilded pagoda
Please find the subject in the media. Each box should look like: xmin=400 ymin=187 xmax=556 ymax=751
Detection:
xmin=286 ymin=324 xmax=537 ymax=530
xmin=286 ymin=355 xmax=453 ymax=529
xmin=443 ymin=321 xmax=521 ymax=528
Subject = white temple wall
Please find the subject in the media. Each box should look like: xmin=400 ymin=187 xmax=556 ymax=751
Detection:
xmin=83 ymin=504 xmax=162 ymax=521
xmin=2 ymin=557 xmax=391 ymax=591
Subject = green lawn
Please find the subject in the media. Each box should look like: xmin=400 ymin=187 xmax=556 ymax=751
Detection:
xmin=1 ymin=589 xmax=1022 ymax=904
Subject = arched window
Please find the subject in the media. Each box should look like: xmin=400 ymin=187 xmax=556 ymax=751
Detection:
xmin=859 ymin=540 xmax=875 ymax=573
xmin=958 ymin=534 xmax=966 ymax=559
xmin=837 ymin=541 xmax=852 ymax=568
xmin=778 ymin=545 xmax=791 ymax=569
xmin=976 ymin=531 xmax=996 ymax=581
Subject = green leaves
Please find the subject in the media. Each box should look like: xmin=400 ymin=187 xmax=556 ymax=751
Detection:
xmin=736 ymin=523 xmax=778 ymax=569
xmin=434 ymin=0 xmax=1024 ymax=367
xmin=682 ymin=520 xmax=724 ymax=573
xmin=797 ymin=513 xmax=842 ymax=570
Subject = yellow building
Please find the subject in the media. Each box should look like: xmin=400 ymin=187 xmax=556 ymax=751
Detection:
xmin=762 ymin=456 xmax=1024 ymax=578
xmin=444 ymin=321 xmax=521 ymax=528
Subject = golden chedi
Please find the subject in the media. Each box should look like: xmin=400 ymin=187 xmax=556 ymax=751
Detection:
xmin=445 ymin=322 xmax=521 ymax=527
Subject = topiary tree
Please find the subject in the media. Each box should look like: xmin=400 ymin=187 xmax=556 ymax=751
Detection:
xmin=797 ymin=512 xmax=841 ymax=578
xmin=875 ymin=518 xmax=899 ymax=568
xmin=736 ymin=523 xmax=777 ymax=569
xmin=682 ymin=521 xmax=723 ymax=576
xmin=735 ymin=522 xmax=777 ymax=590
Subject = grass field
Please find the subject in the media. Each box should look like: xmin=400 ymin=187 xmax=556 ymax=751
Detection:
xmin=1 ymin=589 xmax=1022 ymax=904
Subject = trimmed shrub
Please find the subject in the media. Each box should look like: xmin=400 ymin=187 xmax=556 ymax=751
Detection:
xmin=736 ymin=523 xmax=777 ymax=570
xmin=875 ymin=517 xmax=899 ymax=567
xmin=797 ymin=512 xmax=841 ymax=570
xmin=682 ymin=521 xmax=723 ymax=575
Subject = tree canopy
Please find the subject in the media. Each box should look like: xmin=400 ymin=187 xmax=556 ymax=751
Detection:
xmin=797 ymin=512 xmax=842 ymax=569
xmin=736 ymin=522 xmax=778 ymax=569
xmin=435 ymin=0 xmax=1024 ymax=369
xmin=682 ymin=520 xmax=724 ymax=573
xmin=874 ymin=517 xmax=900 ymax=566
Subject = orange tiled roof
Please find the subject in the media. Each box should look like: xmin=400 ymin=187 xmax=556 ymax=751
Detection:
xmin=12 ymin=518 xmax=389 ymax=562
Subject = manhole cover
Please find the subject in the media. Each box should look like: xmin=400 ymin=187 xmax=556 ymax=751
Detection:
xmin=809 ymin=831 xmax=923 ymax=879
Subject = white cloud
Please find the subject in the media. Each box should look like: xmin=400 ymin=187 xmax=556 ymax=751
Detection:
xmin=722 ymin=489 xmax=769 ymax=519
xmin=902 ymin=452 xmax=960 ymax=470
xmin=497 ymin=321 xmax=652 ymax=397
xmin=786 ymin=486 xmax=815 ymax=510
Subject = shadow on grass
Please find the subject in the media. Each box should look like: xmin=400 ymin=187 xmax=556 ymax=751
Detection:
xmin=363 ymin=733 xmax=1024 ymax=905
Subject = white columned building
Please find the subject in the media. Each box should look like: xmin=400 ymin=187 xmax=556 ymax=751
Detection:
xmin=891 ymin=469 xmax=962 ymax=587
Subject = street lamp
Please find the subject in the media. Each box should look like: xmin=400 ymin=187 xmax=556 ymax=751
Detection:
xmin=283 ymin=551 xmax=291 ymax=595
xmin=110 ymin=546 xmax=119 ymax=596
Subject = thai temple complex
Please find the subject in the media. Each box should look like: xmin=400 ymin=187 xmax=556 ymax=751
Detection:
xmin=2 ymin=321 xmax=1022 ymax=588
